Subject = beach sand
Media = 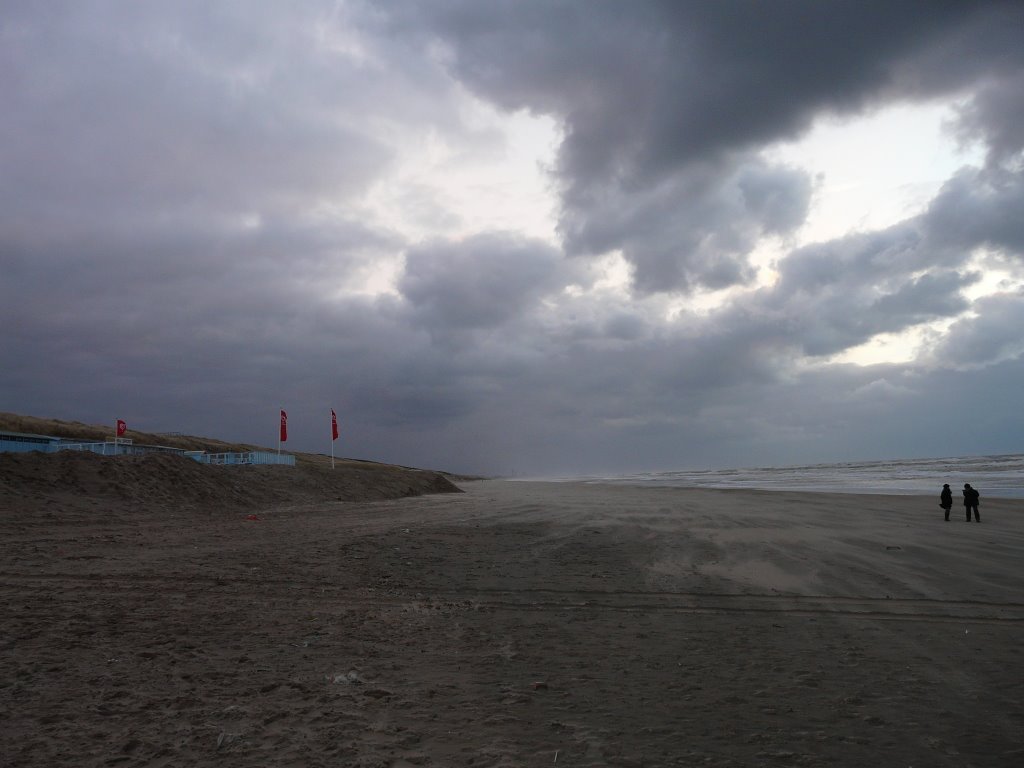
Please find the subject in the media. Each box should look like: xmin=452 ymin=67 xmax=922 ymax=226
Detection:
xmin=2 ymin=467 xmax=1023 ymax=767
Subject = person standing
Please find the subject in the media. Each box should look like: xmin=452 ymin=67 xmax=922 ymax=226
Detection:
xmin=940 ymin=484 xmax=953 ymax=521
xmin=963 ymin=483 xmax=981 ymax=522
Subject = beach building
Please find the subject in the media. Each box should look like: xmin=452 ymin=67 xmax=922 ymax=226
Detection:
xmin=0 ymin=429 xmax=295 ymax=466
xmin=0 ymin=430 xmax=64 ymax=454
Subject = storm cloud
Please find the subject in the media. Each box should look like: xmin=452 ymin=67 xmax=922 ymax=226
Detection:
xmin=391 ymin=0 xmax=1024 ymax=293
xmin=2 ymin=1 xmax=1023 ymax=474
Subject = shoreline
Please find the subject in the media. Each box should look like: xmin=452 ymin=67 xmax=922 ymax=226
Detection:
xmin=555 ymin=479 xmax=1024 ymax=498
xmin=517 ymin=456 xmax=1024 ymax=498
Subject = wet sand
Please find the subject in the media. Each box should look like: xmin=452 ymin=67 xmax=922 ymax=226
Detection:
xmin=3 ymin=477 xmax=1023 ymax=767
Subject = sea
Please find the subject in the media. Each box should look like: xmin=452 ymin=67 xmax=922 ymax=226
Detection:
xmin=557 ymin=454 xmax=1024 ymax=499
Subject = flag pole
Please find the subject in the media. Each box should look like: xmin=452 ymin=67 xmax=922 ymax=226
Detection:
xmin=330 ymin=409 xmax=336 ymax=470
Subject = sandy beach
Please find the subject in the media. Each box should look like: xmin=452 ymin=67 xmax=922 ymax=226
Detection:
xmin=2 ymin=464 xmax=1023 ymax=767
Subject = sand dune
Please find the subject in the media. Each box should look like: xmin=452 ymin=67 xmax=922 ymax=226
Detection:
xmin=2 ymin=473 xmax=1022 ymax=766
xmin=0 ymin=450 xmax=462 ymax=511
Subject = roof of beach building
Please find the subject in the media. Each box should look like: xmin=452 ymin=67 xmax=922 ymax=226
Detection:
xmin=0 ymin=429 xmax=62 ymax=442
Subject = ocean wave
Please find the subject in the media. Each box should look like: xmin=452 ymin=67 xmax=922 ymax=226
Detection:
xmin=570 ymin=454 xmax=1024 ymax=498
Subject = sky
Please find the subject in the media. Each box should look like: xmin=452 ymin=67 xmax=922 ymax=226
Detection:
xmin=2 ymin=1 xmax=1023 ymax=476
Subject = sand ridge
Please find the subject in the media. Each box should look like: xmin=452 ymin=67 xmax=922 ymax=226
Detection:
xmin=0 ymin=450 xmax=462 ymax=512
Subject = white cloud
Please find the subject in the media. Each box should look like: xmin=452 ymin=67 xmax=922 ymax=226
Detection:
xmin=766 ymin=100 xmax=985 ymax=244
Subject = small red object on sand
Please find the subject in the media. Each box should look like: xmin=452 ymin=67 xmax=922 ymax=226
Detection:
xmin=245 ymin=514 xmax=260 ymax=521
xmin=531 ymin=681 xmax=548 ymax=690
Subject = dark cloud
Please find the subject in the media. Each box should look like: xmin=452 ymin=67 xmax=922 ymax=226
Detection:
xmin=399 ymin=233 xmax=566 ymax=334
xmin=711 ymin=223 xmax=977 ymax=358
xmin=951 ymin=72 xmax=1024 ymax=168
xmin=0 ymin=1 xmax=476 ymax=248
xmin=559 ymin=155 xmax=812 ymax=293
xmin=1 ymin=2 xmax=1023 ymax=475
xmin=1 ymin=13 xmax=382 ymax=234
xmin=389 ymin=0 xmax=1024 ymax=293
xmin=923 ymin=167 xmax=1024 ymax=256
xmin=395 ymin=1 xmax=1015 ymax=174
xmin=928 ymin=290 xmax=1024 ymax=368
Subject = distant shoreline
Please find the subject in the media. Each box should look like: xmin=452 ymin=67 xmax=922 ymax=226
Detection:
xmin=513 ymin=452 xmax=1024 ymax=498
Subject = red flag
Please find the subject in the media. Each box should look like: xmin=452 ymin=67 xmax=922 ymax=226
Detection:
xmin=279 ymin=410 xmax=288 ymax=442
xmin=331 ymin=409 xmax=339 ymax=441
xmin=116 ymin=419 xmax=127 ymax=436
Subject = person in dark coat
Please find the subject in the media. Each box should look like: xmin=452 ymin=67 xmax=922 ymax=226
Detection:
xmin=939 ymin=484 xmax=953 ymax=521
xmin=963 ymin=483 xmax=980 ymax=522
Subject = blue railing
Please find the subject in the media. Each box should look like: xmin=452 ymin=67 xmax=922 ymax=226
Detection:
xmin=0 ymin=436 xmax=295 ymax=467
xmin=197 ymin=451 xmax=295 ymax=466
